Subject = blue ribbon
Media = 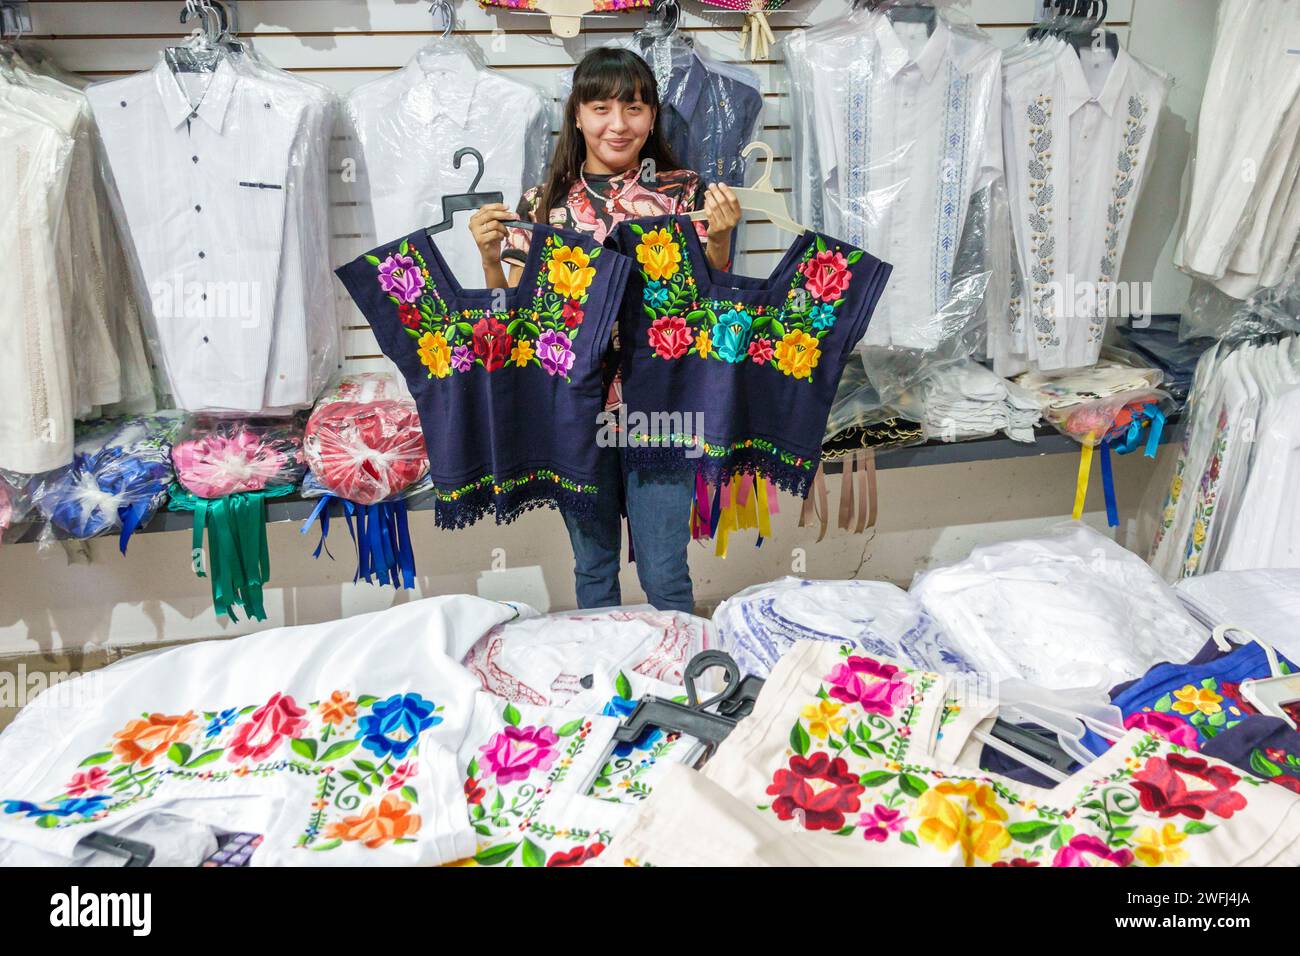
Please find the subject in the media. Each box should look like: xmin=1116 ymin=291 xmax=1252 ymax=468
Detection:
xmin=117 ymin=500 xmax=150 ymax=554
xmin=299 ymin=495 xmax=336 ymax=560
xmin=301 ymin=494 xmax=415 ymax=589
xmin=1099 ymin=439 xmax=1119 ymax=528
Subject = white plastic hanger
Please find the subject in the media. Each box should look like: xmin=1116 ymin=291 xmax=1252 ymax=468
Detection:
xmin=686 ymin=140 xmax=809 ymax=236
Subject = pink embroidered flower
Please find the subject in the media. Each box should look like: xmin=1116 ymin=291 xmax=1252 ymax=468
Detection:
xmin=800 ymin=250 xmax=852 ymax=303
xmin=226 ymin=693 xmax=307 ymax=763
xmin=386 ymin=761 xmax=417 ymax=791
xmin=377 ymin=253 xmax=425 ymax=304
xmin=65 ymin=767 xmax=111 ymax=797
xmin=648 ymin=316 xmax=692 ymax=360
xmin=1124 ymin=711 xmax=1201 ymax=750
xmin=825 ymin=656 xmax=912 ymax=717
xmin=536 ymin=330 xmax=575 ymax=378
xmin=858 ymin=804 xmax=906 ymax=842
xmin=1051 ymin=834 xmax=1135 ymax=868
xmin=479 ymin=725 xmax=560 ymax=785
xmin=747 ymin=337 xmax=774 ymax=365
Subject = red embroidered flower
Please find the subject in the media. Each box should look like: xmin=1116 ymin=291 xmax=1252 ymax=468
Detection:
xmin=1266 ymin=747 xmax=1287 ymax=763
xmin=1273 ymin=774 xmax=1300 ymax=794
xmin=1217 ymin=681 xmax=1258 ymax=716
xmin=748 ymin=337 xmax=774 ymax=365
xmin=1132 ymin=752 xmax=1248 ymax=821
xmin=800 ymin=250 xmax=852 ymax=303
xmin=546 ymin=842 xmax=605 ymax=867
xmin=562 ymin=301 xmax=584 ymax=328
xmin=398 ymin=303 xmax=421 ymax=329
xmin=647 ymin=315 xmax=692 ymax=360
xmin=463 ymin=776 xmax=485 ymax=805
xmin=472 ymin=315 xmax=513 ymax=372
xmin=766 ymin=752 xmax=864 ymax=831
xmin=992 ymin=858 xmax=1040 ymax=867
xmin=227 ymin=693 xmax=307 ymax=763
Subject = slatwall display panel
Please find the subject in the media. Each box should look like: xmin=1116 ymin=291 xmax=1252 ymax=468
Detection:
xmin=28 ymin=0 xmax=1132 ymax=375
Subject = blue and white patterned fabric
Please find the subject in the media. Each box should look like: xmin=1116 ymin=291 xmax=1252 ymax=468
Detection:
xmin=712 ymin=577 xmax=975 ymax=678
xmin=786 ymin=12 xmax=1003 ymax=351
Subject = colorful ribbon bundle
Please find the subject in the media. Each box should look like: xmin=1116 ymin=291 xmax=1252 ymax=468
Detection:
xmin=1065 ymin=397 xmax=1168 ymax=526
xmin=171 ymin=419 xmax=306 ymax=621
xmin=298 ymin=469 xmax=422 ymax=590
xmin=689 ymin=472 xmax=780 ymax=558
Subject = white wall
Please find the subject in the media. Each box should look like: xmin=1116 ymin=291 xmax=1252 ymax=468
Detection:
xmin=0 ymin=0 xmax=1214 ymax=656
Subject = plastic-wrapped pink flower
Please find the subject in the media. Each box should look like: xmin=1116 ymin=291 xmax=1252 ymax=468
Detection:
xmin=172 ymin=426 xmax=300 ymax=498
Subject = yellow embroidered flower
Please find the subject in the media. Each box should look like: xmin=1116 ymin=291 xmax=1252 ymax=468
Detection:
xmin=695 ymin=328 xmax=713 ymax=358
xmin=511 ymin=339 xmax=535 ymax=367
xmin=800 ymin=699 xmax=848 ymax=740
xmin=1171 ymin=683 xmax=1222 ymax=716
xmin=1192 ymin=519 xmax=1206 ymax=549
xmin=417 ymin=331 xmax=452 ymax=379
xmin=635 ymin=227 xmax=682 ymax=282
xmin=1170 ymin=475 xmax=1183 ymax=501
xmin=548 ymin=245 xmax=596 ymax=299
xmin=916 ymin=781 xmax=1011 ymax=865
xmin=1134 ymin=823 xmax=1188 ymax=867
xmin=774 ymin=330 xmax=821 ymax=380
xmin=884 ymin=760 xmax=903 ymax=773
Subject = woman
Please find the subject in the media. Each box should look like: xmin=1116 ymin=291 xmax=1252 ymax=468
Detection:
xmin=468 ymin=47 xmax=742 ymax=613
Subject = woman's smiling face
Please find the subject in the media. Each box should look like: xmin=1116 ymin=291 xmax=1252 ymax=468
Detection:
xmin=576 ymin=92 xmax=656 ymax=175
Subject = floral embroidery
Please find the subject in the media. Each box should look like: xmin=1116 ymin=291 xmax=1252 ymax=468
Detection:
xmin=1025 ymin=95 xmax=1059 ymax=350
xmin=767 ymin=752 xmax=865 ymax=831
xmin=915 ymin=780 xmax=1011 ymax=865
xmin=1182 ymin=406 xmax=1229 ymax=577
xmin=1133 ymin=823 xmax=1188 ymax=866
xmin=431 ymin=469 xmax=599 ymax=506
xmin=631 ymin=220 xmax=861 ymax=381
xmin=1248 ymin=745 xmax=1300 ymax=794
xmin=1091 ymin=95 xmax=1149 ymax=345
xmin=1053 ymin=833 xmax=1134 ymax=867
xmin=825 ymin=655 xmax=912 ymax=716
xmin=479 ymin=724 xmax=561 ymax=785
xmin=367 ymin=234 xmax=602 ymax=383
xmin=585 ymin=674 xmax=691 ymax=804
xmin=1131 ymin=752 xmax=1248 ymax=821
xmin=1 ymin=690 xmax=448 ymax=855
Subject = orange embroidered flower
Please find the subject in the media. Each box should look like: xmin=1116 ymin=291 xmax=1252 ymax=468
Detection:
xmin=548 ymin=245 xmax=596 ymax=299
xmin=324 ymin=793 xmax=421 ymax=848
xmin=111 ymin=711 xmax=198 ymax=767
xmin=319 ymin=691 xmax=358 ymax=727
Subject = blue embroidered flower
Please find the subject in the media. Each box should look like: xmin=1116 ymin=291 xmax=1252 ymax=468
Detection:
xmin=205 ymin=708 xmax=239 ymax=738
xmin=809 ymin=304 xmax=837 ymax=331
xmin=601 ymin=695 xmax=663 ymax=758
xmin=357 ymin=693 xmax=441 ymax=760
xmin=4 ymin=795 xmax=112 ymax=819
xmin=643 ymin=280 xmax=670 ymax=310
xmin=713 ymin=308 xmax=753 ymax=364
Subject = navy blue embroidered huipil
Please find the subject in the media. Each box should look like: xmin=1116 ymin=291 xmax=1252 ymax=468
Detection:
xmin=336 ymin=226 xmax=631 ymax=527
xmin=608 ymin=215 xmax=891 ymax=498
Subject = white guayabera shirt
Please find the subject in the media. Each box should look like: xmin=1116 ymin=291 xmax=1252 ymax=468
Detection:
xmin=1002 ymin=40 xmax=1168 ymax=373
xmin=0 ymin=105 xmax=75 ymax=473
xmin=789 ymin=14 xmax=1004 ymax=351
xmin=88 ymin=57 xmax=309 ymax=413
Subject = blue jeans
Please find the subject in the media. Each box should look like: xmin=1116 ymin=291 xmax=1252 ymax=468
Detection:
xmin=563 ymin=446 xmax=695 ymax=612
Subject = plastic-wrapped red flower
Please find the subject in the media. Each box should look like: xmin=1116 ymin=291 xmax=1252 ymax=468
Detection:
xmin=647 ymin=315 xmax=692 ymax=360
xmin=800 ymin=250 xmax=852 ymax=303
xmin=766 ymin=752 xmax=864 ymax=831
xmin=1131 ymin=752 xmax=1248 ymax=820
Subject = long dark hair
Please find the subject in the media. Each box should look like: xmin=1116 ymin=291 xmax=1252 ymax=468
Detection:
xmin=536 ymin=47 xmax=682 ymax=220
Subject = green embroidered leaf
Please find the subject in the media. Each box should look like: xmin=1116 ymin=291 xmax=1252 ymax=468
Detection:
xmin=1250 ymin=750 xmax=1282 ymax=778
xmin=1208 ymin=710 xmax=1227 ymax=727
xmin=521 ymin=838 xmax=547 ymax=868
xmin=37 ymin=815 xmax=59 ymax=829
xmin=858 ymin=771 xmax=897 ymax=788
xmin=846 ymin=250 xmax=864 ymax=264
xmin=1200 ymin=677 xmax=1217 ymax=690
xmin=815 ymin=236 xmax=827 ymax=252
xmin=789 ymin=721 xmax=810 ymax=756
xmin=865 ymin=740 xmax=886 ymax=755
xmin=354 ymin=760 xmax=376 ymax=773
xmin=849 ymin=742 xmax=871 ymax=758
xmin=399 ymin=240 xmax=409 ymax=256
xmin=79 ymin=752 xmax=113 ymax=767
xmin=340 ymin=769 xmax=361 ymax=783
xmin=588 ymin=247 xmax=602 ymax=259
xmin=357 ymin=695 xmax=378 ymax=708
xmin=184 ymin=750 xmax=223 ymax=769
xmin=1008 ymin=821 xmax=1057 ymax=843
xmin=1110 ymin=826 xmax=1137 ymax=843
xmin=556 ymin=719 xmax=584 ymax=737
xmin=310 ymin=839 xmax=343 ymax=852
xmin=592 ymin=777 xmax=611 ymax=790
xmin=467 ymin=757 xmax=479 ymax=779
xmin=770 ymin=321 xmax=786 ymax=338
xmin=826 ymin=736 xmax=844 ymax=751
xmin=685 ymin=310 xmax=709 ymax=323
xmin=471 ymin=802 xmax=486 ymax=820
xmin=833 ymin=826 xmax=856 ymax=836
xmin=474 ymin=842 xmax=519 ymax=866
xmin=899 ymin=830 xmax=919 ymax=847
xmin=1190 ymin=711 xmax=1207 ymax=726
xmin=319 ymin=740 xmax=359 ymax=762
xmin=616 ymin=672 xmax=633 ymax=700
xmin=897 ymin=774 xmax=929 ymax=798
xmin=1050 ymin=825 xmax=1072 ymax=850
xmin=842 ymin=724 xmax=855 ymax=743
xmin=1184 ymin=821 xmax=1215 ymax=835
xmin=474 ymin=823 xmax=492 ymax=837
xmin=405 ymin=327 xmax=421 ymax=339
xmin=357 ymin=781 xmax=372 ymax=796
xmin=1153 ymin=694 xmax=1172 ymax=713
xmin=364 ymin=254 xmax=381 ymax=266
xmin=369 ymin=773 xmax=385 ymax=787
xmin=456 ymin=322 xmax=474 ymax=338
xmin=629 ymin=223 xmax=645 ymax=236
xmin=167 ymin=743 xmax=192 ymax=766
xmin=492 ymin=789 xmax=504 ymax=814
xmin=291 ymin=738 xmax=318 ymax=761
xmin=643 ymin=305 xmax=659 ymax=322
xmin=503 ymin=704 xmax=521 ymax=727
xmin=401 ymin=786 xmax=419 ymax=803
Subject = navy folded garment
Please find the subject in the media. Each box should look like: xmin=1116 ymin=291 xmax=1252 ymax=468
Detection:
xmin=1201 ymin=716 xmax=1300 ymax=794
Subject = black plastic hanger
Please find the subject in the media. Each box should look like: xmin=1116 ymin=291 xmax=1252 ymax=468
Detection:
xmin=609 ymin=650 xmax=747 ymax=759
xmin=426 ymin=146 xmax=533 ymax=237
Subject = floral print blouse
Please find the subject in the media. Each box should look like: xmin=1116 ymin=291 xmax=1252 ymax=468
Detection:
xmin=336 ymin=225 xmax=632 ymax=529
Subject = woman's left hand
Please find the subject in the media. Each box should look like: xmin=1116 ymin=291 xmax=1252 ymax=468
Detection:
xmin=703 ymin=183 xmax=742 ymax=240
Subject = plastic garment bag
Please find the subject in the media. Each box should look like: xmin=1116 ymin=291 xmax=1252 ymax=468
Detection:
xmin=1217 ymin=387 xmax=1300 ymax=571
xmin=783 ymin=3 xmax=1006 ymax=359
xmin=86 ymin=35 xmax=339 ymax=415
xmin=342 ymin=36 xmax=552 ymax=289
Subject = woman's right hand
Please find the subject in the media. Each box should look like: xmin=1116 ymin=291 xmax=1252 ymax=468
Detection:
xmin=468 ymin=203 xmax=515 ymax=265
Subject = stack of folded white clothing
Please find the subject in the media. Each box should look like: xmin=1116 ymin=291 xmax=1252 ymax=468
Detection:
xmin=917 ymin=361 xmax=1041 ymax=443
xmin=1176 ymin=570 xmax=1300 ymax=663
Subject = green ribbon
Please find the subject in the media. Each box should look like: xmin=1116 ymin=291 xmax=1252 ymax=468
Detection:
xmin=168 ymin=483 xmax=295 ymax=622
